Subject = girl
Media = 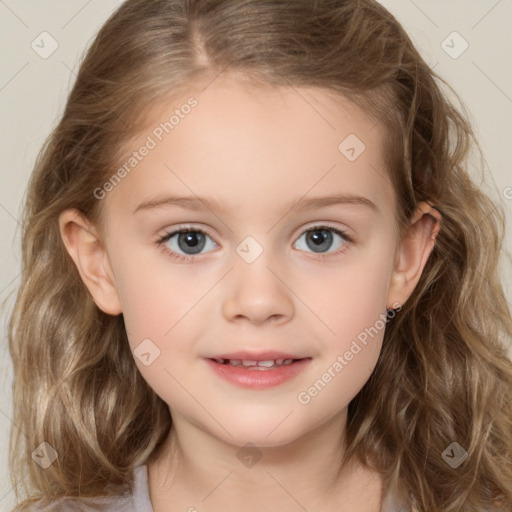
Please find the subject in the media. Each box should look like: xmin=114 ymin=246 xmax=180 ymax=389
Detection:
xmin=7 ymin=0 xmax=512 ymax=511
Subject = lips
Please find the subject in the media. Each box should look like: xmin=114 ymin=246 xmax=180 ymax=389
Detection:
xmin=204 ymin=351 xmax=312 ymax=389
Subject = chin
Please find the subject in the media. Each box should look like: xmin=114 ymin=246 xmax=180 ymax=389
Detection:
xmin=206 ymin=412 xmax=310 ymax=449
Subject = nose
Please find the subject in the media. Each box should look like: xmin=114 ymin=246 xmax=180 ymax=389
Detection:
xmin=221 ymin=252 xmax=295 ymax=326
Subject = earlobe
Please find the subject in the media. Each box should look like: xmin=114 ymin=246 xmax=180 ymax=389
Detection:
xmin=58 ymin=209 xmax=122 ymax=315
xmin=386 ymin=202 xmax=441 ymax=308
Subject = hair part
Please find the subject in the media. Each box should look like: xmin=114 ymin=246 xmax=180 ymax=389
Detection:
xmin=7 ymin=1 xmax=512 ymax=510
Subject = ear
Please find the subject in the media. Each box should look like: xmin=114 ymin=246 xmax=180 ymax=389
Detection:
xmin=386 ymin=201 xmax=441 ymax=308
xmin=58 ymin=209 xmax=122 ymax=315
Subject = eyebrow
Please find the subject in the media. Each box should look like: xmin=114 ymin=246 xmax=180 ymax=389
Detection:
xmin=133 ymin=193 xmax=378 ymax=215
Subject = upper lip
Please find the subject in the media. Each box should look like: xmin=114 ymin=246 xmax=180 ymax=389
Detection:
xmin=208 ymin=351 xmax=306 ymax=361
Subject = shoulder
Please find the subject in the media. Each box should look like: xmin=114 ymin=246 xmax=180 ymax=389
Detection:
xmin=380 ymin=481 xmax=506 ymax=512
xmin=27 ymin=465 xmax=152 ymax=512
xmin=28 ymin=494 xmax=135 ymax=512
xmin=380 ymin=478 xmax=417 ymax=512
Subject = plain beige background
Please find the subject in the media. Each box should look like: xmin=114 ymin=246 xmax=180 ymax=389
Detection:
xmin=1 ymin=1 xmax=511 ymax=510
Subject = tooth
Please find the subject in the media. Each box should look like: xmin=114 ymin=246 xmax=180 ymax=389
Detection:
xmin=241 ymin=360 xmax=258 ymax=366
xmin=283 ymin=359 xmax=294 ymax=365
xmin=257 ymin=360 xmax=275 ymax=367
xmin=214 ymin=358 xmax=224 ymax=364
xmin=275 ymin=359 xmax=284 ymax=365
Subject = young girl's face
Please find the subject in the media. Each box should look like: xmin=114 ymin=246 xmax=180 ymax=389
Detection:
xmin=68 ymin=75 xmax=432 ymax=447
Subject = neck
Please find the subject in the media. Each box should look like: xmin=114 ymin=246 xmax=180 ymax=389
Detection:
xmin=147 ymin=408 xmax=384 ymax=512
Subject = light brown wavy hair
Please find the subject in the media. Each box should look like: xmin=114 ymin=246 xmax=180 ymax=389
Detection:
xmin=7 ymin=0 xmax=512 ymax=510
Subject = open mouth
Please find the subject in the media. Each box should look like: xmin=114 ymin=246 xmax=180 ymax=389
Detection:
xmin=204 ymin=350 xmax=313 ymax=389
xmin=209 ymin=358 xmax=306 ymax=370
xmin=205 ymin=357 xmax=312 ymax=388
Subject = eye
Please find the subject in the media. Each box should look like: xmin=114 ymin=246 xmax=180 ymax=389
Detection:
xmin=156 ymin=224 xmax=352 ymax=263
xmin=293 ymin=224 xmax=351 ymax=256
xmin=156 ymin=227 xmax=218 ymax=261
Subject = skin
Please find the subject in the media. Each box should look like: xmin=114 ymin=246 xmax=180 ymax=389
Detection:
xmin=59 ymin=74 xmax=440 ymax=512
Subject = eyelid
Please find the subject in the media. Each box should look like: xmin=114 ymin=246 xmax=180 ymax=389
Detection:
xmin=155 ymin=223 xmax=219 ymax=244
xmin=297 ymin=221 xmax=352 ymax=240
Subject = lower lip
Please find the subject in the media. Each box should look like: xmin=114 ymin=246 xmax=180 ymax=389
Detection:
xmin=204 ymin=358 xmax=312 ymax=389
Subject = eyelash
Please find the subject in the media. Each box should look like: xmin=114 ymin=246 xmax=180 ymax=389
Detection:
xmin=155 ymin=223 xmax=353 ymax=263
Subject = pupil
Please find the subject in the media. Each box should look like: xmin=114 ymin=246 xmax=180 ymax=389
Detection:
xmin=179 ymin=231 xmax=205 ymax=254
xmin=307 ymin=229 xmax=332 ymax=252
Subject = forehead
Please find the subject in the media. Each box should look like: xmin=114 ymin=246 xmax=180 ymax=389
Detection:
xmin=103 ymin=76 xmax=395 ymax=220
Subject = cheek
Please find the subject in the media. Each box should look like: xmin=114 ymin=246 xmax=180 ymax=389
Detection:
xmin=112 ymin=257 xmax=202 ymax=404
xmin=110 ymin=243 xmax=220 ymax=392
xmin=299 ymin=243 xmax=394 ymax=386
xmin=111 ymin=241 xmax=204 ymax=343
xmin=304 ymin=243 xmax=394 ymax=342
xmin=296 ymin=270 xmax=392 ymax=414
